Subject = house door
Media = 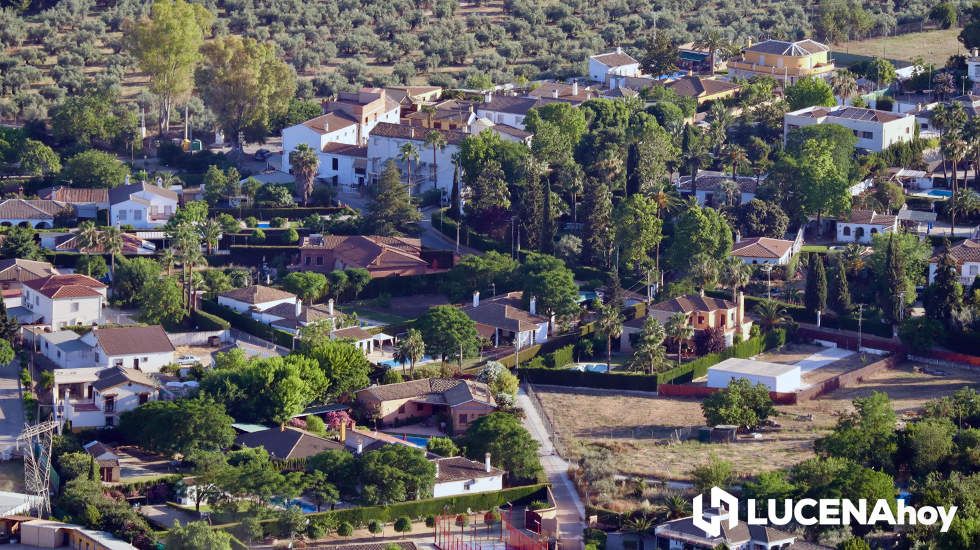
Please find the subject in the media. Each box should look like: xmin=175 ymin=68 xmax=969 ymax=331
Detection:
xmin=133 ymin=357 xmax=140 ymax=370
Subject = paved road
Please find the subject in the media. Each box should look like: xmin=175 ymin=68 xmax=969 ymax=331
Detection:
xmin=0 ymin=362 xmax=24 ymax=452
xmin=516 ymin=386 xmax=585 ymax=546
xmin=419 ymin=207 xmax=480 ymax=255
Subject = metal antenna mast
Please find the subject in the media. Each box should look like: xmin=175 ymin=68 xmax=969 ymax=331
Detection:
xmin=19 ymin=420 xmax=59 ymax=517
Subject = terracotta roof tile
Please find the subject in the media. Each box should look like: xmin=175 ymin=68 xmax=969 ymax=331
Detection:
xmin=847 ymin=209 xmax=896 ymax=226
xmin=219 ymin=285 xmax=297 ymax=304
xmin=91 ymin=366 xmax=159 ymax=391
xmin=357 ymin=378 xmax=494 ymax=407
xmin=0 ymin=199 xmax=70 ymax=220
xmin=591 ymin=51 xmax=640 ymax=67
xmin=39 ymin=186 xmax=109 ymax=204
xmin=650 ymin=294 xmax=735 ymax=314
xmin=303 ymin=113 xmax=358 ymax=134
xmin=22 ymin=274 xmax=105 ymax=299
xmin=731 ymin=237 xmax=794 ymax=259
xmin=435 ymin=456 xmax=503 ymax=481
xmin=370 ymin=122 xmax=468 ymax=145
xmin=94 ymin=325 xmax=175 ymax=356
xmin=0 ymin=259 xmax=58 ymax=282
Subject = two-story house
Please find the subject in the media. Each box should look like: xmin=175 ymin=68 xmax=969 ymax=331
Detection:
xmin=836 ymin=209 xmax=898 ymax=244
xmin=588 ymin=48 xmax=642 ymax=85
xmin=84 ymin=325 xmax=176 ymax=373
xmin=293 ymin=235 xmax=436 ymax=278
xmin=366 ymin=123 xmax=466 ymax=193
xmin=643 ymin=293 xmax=751 ymax=348
xmin=432 ymin=455 xmax=504 ymax=498
xmin=57 ymin=366 xmax=160 ymax=429
xmin=355 ymin=378 xmax=496 ymax=434
xmin=0 ymin=199 xmax=73 ymax=229
xmin=929 ymin=238 xmax=980 ymax=285
xmin=675 ymin=171 xmax=759 ymax=207
xmin=108 ymin=183 xmax=178 ymax=229
xmin=20 ymin=274 xmax=107 ymax=328
xmin=217 ymin=285 xmax=298 ymax=315
xmin=784 ymin=106 xmax=916 ymax=153
xmin=728 ymin=38 xmax=835 ymax=85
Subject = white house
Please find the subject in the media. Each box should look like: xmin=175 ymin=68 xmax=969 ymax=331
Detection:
xmin=330 ymin=326 xmax=375 ymax=355
xmin=588 ymin=48 xmax=641 ymax=85
xmin=968 ymin=53 xmax=980 ymax=94
xmin=653 ymin=508 xmax=799 ymax=550
xmin=218 ymin=285 xmax=298 ymax=315
xmin=707 ymin=357 xmax=802 ymax=393
xmin=84 ymin=325 xmax=176 ymax=373
xmin=675 ymin=172 xmax=759 ymax=207
xmin=432 ymin=455 xmax=505 ymax=498
xmin=56 ymin=366 xmax=161 ymax=429
xmin=0 ymin=199 xmax=72 ymax=229
xmin=929 ymin=239 xmax=980 ymax=285
xmin=253 ymin=298 xmax=342 ymax=334
xmin=366 ymin=123 xmax=465 ymax=194
xmin=784 ymin=105 xmax=917 ymax=152
xmin=20 ymin=274 xmax=107 ymax=328
xmin=836 ymin=209 xmax=898 ymax=244
xmin=730 ymin=229 xmax=803 ymax=266
xmin=108 ymin=183 xmax=179 ymax=229
xmin=38 ymin=330 xmax=93 ymax=369
xmin=462 ymin=291 xmax=550 ymax=349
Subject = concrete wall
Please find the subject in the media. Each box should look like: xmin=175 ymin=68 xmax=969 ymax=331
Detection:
xmin=433 ymin=476 xmax=503 ymax=498
xmin=167 ymin=330 xmax=231 ymax=346
xmin=217 ymin=295 xmax=296 ymax=314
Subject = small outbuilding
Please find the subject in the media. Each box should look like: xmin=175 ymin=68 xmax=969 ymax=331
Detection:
xmin=707 ymin=358 xmax=802 ymax=393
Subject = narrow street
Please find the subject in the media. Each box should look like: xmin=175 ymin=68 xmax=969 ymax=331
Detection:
xmin=419 ymin=207 xmax=480 ymax=256
xmin=516 ymin=386 xmax=585 ymax=548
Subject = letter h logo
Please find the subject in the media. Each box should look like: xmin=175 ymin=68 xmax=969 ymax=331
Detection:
xmin=692 ymin=487 xmax=739 ymax=538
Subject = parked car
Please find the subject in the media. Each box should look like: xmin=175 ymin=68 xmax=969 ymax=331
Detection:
xmin=176 ymin=355 xmax=199 ymax=366
xmin=254 ymin=148 xmax=271 ymax=161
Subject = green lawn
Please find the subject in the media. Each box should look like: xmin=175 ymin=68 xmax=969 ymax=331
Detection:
xmin=800 ymin=245 xmax=829 ymax=253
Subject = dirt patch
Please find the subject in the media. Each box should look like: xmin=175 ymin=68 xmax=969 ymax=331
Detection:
xmin=755 ymin=343 xmax=825 ymax=365
xmin=836 ymin=28 xmax=961 ymax=67
xmin=536 ymin=362 xmax=980 ymax=483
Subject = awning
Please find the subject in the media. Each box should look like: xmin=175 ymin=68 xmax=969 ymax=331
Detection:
xmin=372 ymin=332 xmax=395 ymax=343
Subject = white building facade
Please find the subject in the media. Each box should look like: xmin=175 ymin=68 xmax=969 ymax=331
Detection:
xmin=588 ymin=49 xmax=642 ymax=84
xmin=108 ymin=183 xmax=179 ymax=229
xmin=784 ymin=105 xmax=917 ymax=152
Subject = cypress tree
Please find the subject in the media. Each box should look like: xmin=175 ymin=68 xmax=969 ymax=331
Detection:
xmin=625 ymin=141 xmax=640 ymax=196
xmin=804 ymin=253 xmax=827 ymax=312
xmin=88 ymin=455 xmax=98 ymax=481
xmin=541 ymin=178 xmax=555 ymax=254
xmin=516 ymin=162 xmax=544 ymax=251
xmin=879 ymin=234 xmax=905 ymax=325
xmin=925 ymin=239 xmax=963 ymax=327
xmin=0 ymin=299 xmax=19 ymax=342
xmin=449 ymin=161 xmax=461 ymax=221
xmin=582 ymin=180 xmax=614 ymax=269
xmin=829 ymin=256 xmax=852 ymax=314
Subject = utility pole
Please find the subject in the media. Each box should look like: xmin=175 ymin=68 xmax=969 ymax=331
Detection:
xmin=857 ymin=303 xmax=864 ymax=352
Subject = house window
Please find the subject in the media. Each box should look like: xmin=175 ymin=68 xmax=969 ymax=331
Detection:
xmin=139 ymin=393 xmax=149 ymax=405
xmin=113 ymin=359 xmax=123 ymax=368
xmin=71 ymin=302 xmax=79 ymax=312
xmin=316 ymin=257 xmax=323 ymax=266
xmin=105 ymin=416 xmax=114 ymax=427
xmin=104 ymin=396 xmax=115 ymax=413
xmin=861 ymin=131 xmax=873 ymax=139
xmin=843 ymin=226 xmax=851 ymax=236
xmin=164 ymin=205 xmax=173 ymax=215
xmin=332 ymin=158 xmax=338 ymax=170
xmin=134 ymin=209 xmax=143 ymax=220
xmin=118 ymin=210 xmax=127 ymax=221
xmin=459 ymin=414 xmax=468 ymax=424
xmin=305 ymin=257 xmax=311 ymax=266
xmin=697 ymin=315 xmax=705 ymax=324
xmin=416 ymin=403 xmax=424 ymax=411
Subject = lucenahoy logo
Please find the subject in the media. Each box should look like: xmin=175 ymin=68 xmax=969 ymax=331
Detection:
xmin=692 ymin=486 xmax=957 ymax=538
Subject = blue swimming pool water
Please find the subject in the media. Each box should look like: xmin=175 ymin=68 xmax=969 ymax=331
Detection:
xmin=578 ymin=291 xmax=598 ymax=303
xmin=377 ymin=355 xmax=435 ymax=368
xmin=255 ymin=222 xmax=272 ymax=228
xmin=389 ymin=434 xmax=430 ymax=447
xmin=272 ymin=497 xmax=317 ymax=513
xmin=925 ymin=189 xmax=953 ymax=198
xmin=568 ymin=363 xmax=609 ymax=373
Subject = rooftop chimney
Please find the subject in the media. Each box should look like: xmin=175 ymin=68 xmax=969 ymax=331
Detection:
xmin=616 ymin=46 xmax=623 ymax=54
xmin=572 ymin=81 xmax=578 ymax=96
xmin=529 ymin=296 xmax=536 ymax=315
xmin=552 ymin=88 xmax=559 ymax=99
xmin=485 ymin=453 xmax=492 ymax=473
xmin=735 ymin=231 xmax=742 ymax=243
xmin=295 ymin=298 xmax=302 ymax=319
xmin=435 ymin=460 xmax=440 ymax=478
xmin=356 ymin=438 xmax=363 ymax=455
xmin=472 ymin=291 xmax=480 ymax=308
xmin=484 ymin=92 xmax=492 ymax=103
xmin=328 ymin=298 xmax=334 ymax=315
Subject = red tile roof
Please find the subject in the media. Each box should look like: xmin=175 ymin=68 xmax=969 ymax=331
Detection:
xmin=370 ymin=122 xmax=468 ymax=145
xmin=38 ymin=186 xmax=109 ymax=204
xmin=298 ymin=235 xmax=430 ymax=275
xmin=0 ymin=199 xmax=70 ymax=220
xmin=935 ymin=239 xmax=980 ymax=263
xmin=22 ymin=274 xmax=106 ymax=299
xmin=93 ymin=325 xmax=175 ymax=356
xmin=591 ymin=51 xmax=639 ymax=67
xmin=650 ymin=294 xmax=735 ymax=314
xmin=847 ymin=209 xmax=897 ymax=226
xmin=731 ymin=237 xmax=795 ymax=259
xmin=219 ymin=285 xmax=297 ymax=304
xmin=303 ymin=113 xmax=358 ymax=134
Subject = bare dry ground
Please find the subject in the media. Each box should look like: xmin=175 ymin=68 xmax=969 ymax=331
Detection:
xmin=835 ymin=28 xmax=963 ymax=66
xmin=535 ymin=362 xmax=980 ymax=482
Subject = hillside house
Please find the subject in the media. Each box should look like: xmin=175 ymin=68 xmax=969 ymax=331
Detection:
xmin=650 ymin=507 xmax=800 ymax=550
xmin=235 ymin=427 xmax=345 ymax=461
xmin=56 ymin=367 xmax=161 ymax=429
xmin=253 ymin=298 xmax=342 ymax=334
xmin=0 ymin=199 xmax=72 ymax=229
xmin=218 ymin=285 xmax=298 ymax=315
xmin=432 ymin=455 xmax=505 ymax=498
xmin=730 ymin=233 xmax=802 ymax=266
xmin=929 ymin=239 xmax=980 ymax=285
xmin=355 ymin=378 xmax=496 ymax=434
xmin=663 ymin=76 xmax=740 ymax=105
xmin=588 ymin=48 xmax=642 ymax=84
xmin=728 ymin=38 xmax=835 ymax=85
xmin=836 ymin=210 xmax=898 ymax=243
xmin=83 ymin=441 xmax=121 ymax=483
xmin=366 ymin=123 xmax=465 ymax=193
xmin=0 ymin=259 xmax=58 ymax=296
xmin=645 ymin=293 xmax=751 ymax=347
xmin=19 ymin=274 xmax=107 ymax=328
xmin=675 ymin=172 xmax=759 ymax=206
xmin=462 ymin=291 xmax=550 ymax=349
xmin=38 ymin=186 xmax=109 ymax=219
xmin=84 ymin=325 xmax=176 ymax=373
xmin=294 ymin=234 xmax=439 ymax=277
xmin=784 ymin=106 xmax=916 ymax=153
xmin=108 ymin=183 xmax=178 ymax=229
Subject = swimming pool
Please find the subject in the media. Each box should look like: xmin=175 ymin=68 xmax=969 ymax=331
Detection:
xmin=255 ymin=222 xmax=272 ymax=228
xmin=919 ymin=189 xmax=953 ymax=198
xmin=578 ymin=291 xmax=599 ymax=303
xmin=272 ymin=497 xmax=317 ymax=513
xmin=387 ymin=433 xmax=430 ymax=447
xmin=377 ymin=355 xmax=435 ymax=369
xmin=568 ymin=363 xmax=609 ymax=373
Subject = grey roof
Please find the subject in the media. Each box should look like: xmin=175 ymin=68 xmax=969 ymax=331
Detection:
xmin=91 ymin=367 xmax=159 ymax=391
xmin=235 ymin=427 xmax=344 ymax=460
xmin=43 ymin=330 xmax=92 ymax=355
xmin=108 ymin=183 xmax=178 ymax=205
xmin=744 ymin=39 xmax=830 ymax=56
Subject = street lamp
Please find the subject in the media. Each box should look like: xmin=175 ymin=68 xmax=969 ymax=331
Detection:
xmin=856 ymin=303 xmax=865 ymax=352
xmin=762 ymin=265 xmax=773 ymax=299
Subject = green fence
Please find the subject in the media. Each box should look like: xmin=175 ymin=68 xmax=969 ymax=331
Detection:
xmin=200 ymin=300 xmax=294 ymax=348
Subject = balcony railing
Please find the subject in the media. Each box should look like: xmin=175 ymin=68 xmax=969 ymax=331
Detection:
xmin=727 ymin=59 xmax=835 ymax=77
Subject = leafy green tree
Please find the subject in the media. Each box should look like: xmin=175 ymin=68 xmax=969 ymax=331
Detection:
xmin=463 ymin=413 xmax=542 ymax=484
xmin=303 ymin=470 xmax=339 ymax=511
xmin=905 ymin=417 xmax=956 ymax=476
xmin=365 ymin=160 xmax=420 ymax=236
xmin=615 ymin=194 xmax=663 ymax=272
xmin=869 ymin=231 xmax=930 ymax=310
xmin=118 ymin=398 xmax=235 ymax=455
xmin=898 ymin=317 xmax=944 ymax=353
xmin=282 ymin=271 xmax=328 ymax=304
xmin=804 ymin=254 xmax=828 ymax=312
xmin=185 ymin=450 xmax=229 ymax=512
xmin=394 ymin=516 xmax=413 ymax=534
xmin=877 ymin=234 xmax=905 ymax=326
xmin=290 ymin=143 xmax=319 ymax=206
xmin=128 ymin=0 xmax=214 ymax=135
xmin=136 ymin=277 xmax=186 ymax=325
xmin=62 ymin=150 xmax=129 ymax=188
xmin=701 ymin=378 xmax=775 ymax=429
xmin=201 ymin=269 xmax=232 ymax=299
xmin=742 ymin=471 xmax=796 ymax=517
xmin=960 ymin=2 xmax=980 ymax=49
xmin=735 ymin=199 xmax=788 ymax=238
xmin=112 ymin=256 xmax=162 ymax=305
xmin=666 ymin=200 xmax=733 ymax=273
xmin=690 ymin=455 xmax=734 ymax=495
xmin=799 ymin=138 xmax=851 ymax=223
xmin=519 ymin=253 xmax=580 ymax=321
xmin=629 ymin=317 xmax=667 ymax=374
xmin=166 ymin=521 xmax=231 ymax=550
xmin=426 ymin=436 xmax=459 ymax=457
xmin=57 ymin=451 xmax=94 ymax=482
xmin=359 ymin=445 xmax=435 ymax=504
xmin=924 ymin=244 xmax=965 ymax=327
xmin=75 ymin=255 xmax=108 ymax=280
xmin=791 ymin=456 xmax=895 ymax=507
xmin=0 ymin=226 xmax=41 ymax=260
xmin=815 ymin=392 xmax=897 ymax=472
xmin=838 ymin=538 xmax=871 ymax=550
xmin=393 ymin=328 xmax=426 ymax=375
xmin=581 ymin=180 xmax=614 ymax=268
xmin=467 ymin=160 xmax=511 ymax=236
xmin=19 ymin=139 xmax=60 ymax=176
xmin=415 ymin=305 xmax=479 ymax=367
xmin=445 ymin=251 xmax=518 ymax=302
xmin=641 ymin=33 xmax=678 ymax=78
xmin=196 ymin=35 xmax=296 ymax=146
xmin=0 ymin=299 xmax=19 ymax=343
xmin=306 ymin=340 xmax=372 ymax=400
xmin=785 ymin=76 xmax=836 ymax=110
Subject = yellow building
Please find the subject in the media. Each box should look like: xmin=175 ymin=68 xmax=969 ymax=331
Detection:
xmin=728 ymin=39 xmax=835 ymax=85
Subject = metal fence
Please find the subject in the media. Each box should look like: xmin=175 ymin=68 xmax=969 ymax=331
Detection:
xmin=524 ymin=382 xmax=568 ymax=457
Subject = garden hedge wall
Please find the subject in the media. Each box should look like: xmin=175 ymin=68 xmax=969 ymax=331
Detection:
xmin=212 ymin=206 xmax=356 ymax=219
xmin=191 ymin=309 xmax=231 ymax=331
xmin=431 ymin=209 xmax=508 ymax=253
xmin=200 ymin=300 xmax=293 ymax=348
xmin=518 ymin=368 xmax=660 ymax=391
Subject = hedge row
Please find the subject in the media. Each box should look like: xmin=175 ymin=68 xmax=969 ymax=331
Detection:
xmin=359 ymin=271 xmax=451 ymax=299
xmin=200 ymin=300 xmax=294 ymax=348
xmin=191 ymin=309 xmax=231 ymax=331
xmin=546 ymin=345 xmax=575 ymax=369
xmin=431 ymin=209 xmax=509 ymax=254
xmin=498 ymin=344 xmax=544 ymax=369
xmin=519 ymin=367 xmax=660 ymax=391
xmin=706 ymin=291 xmax=893 ymax=338
xmin=658 ymin=328 xmax=788 ymax=385
xmin=212 ymin=206 xmax=356 ymax=219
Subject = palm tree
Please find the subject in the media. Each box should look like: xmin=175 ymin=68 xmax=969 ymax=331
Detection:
xmin=420 ymin=104 xmax=437 ymax=128
xmin=198 ymin=218 xmax=222 ymax=255
xmin=664 ymin=312 xmax=693 ymax=363
xmin=160 ymin=248 xmax=177 ymax=277
xmin=724 ymin=144 xmax=747 ymax=181
xmin=964 ymin=116 xmax=980 ymax=183
xmin=663 ymin=494 xmax=691 ymax=520
xmin=75 ymin=221 xmax=100 ymax=254
xmin=424 ymin=130 xmax=447 ymax=189
xmin=622 ymin=515 xmax=655 ymax=548
xmin=393 ymin=328 xmax=426 ymax=376
xmin=399 ymin=142 xmax=420 ymax=191
xmin=719 ymin=256 xmax=751 ymax=302
xmin=932 ymin=102 xmax=967 ymax=183
xmin=689 ymin=254 xmax=718 ymax=296
xmin=595 ymin=299 xmax=624 ymax=371
xmin=99 ymin=226 xmax=124 ymax=278
xmin=289 ymin=143 xmax=319 ymax=206
xmin=693 ymin=28 xmax=728 ymax=74
xmin=706 ymin=102 xmax=732 ymax=156
xmin=941 ymin=135 xmax=967 ymax=194
xmin=754 ymin=299 xmax=787 ymax=332
xmin=718 ymin=178 xmax=740 ymax=207
xmin=830 ymin=70 xmax=857 ymax=105
xmin=948 ymin=188 xmax=980 ymax=237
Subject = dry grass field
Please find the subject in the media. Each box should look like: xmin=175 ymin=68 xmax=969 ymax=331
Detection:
xmin=535 ymin=361 xmax=980 ymax=484
xmin=834 ymin=28 xmax=964 ymax=67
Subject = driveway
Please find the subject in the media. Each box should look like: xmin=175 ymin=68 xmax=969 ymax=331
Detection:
xmin=420 ymin=207 xmax=480 ymax=255
xmin=516 ymin=386 xmax=585 ymax=546
xmin=0 ymin=361 xmax=24 ymax=453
